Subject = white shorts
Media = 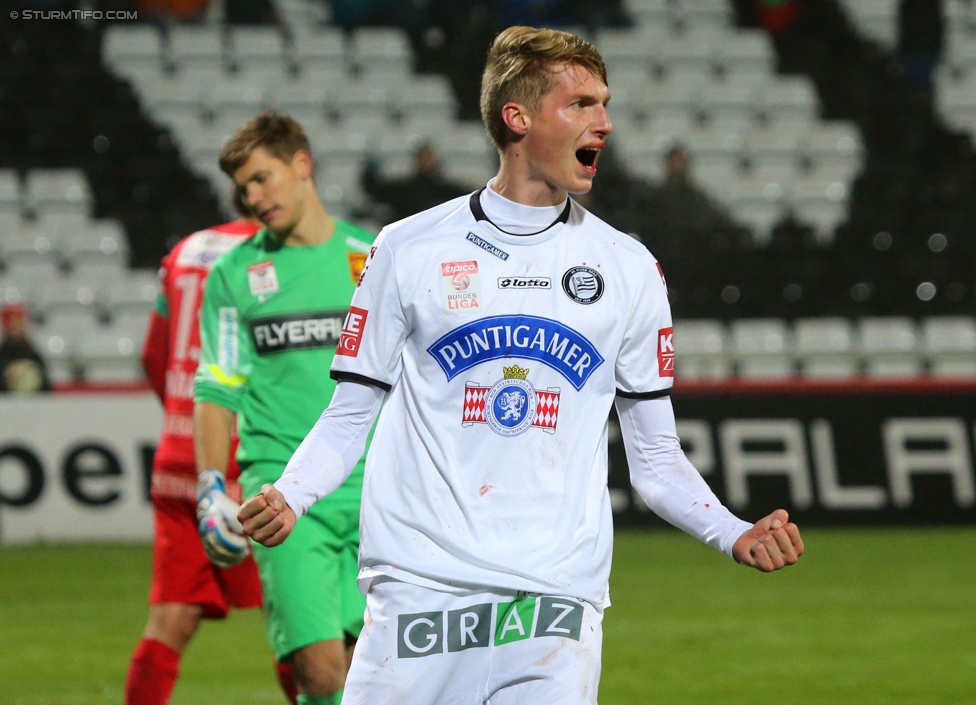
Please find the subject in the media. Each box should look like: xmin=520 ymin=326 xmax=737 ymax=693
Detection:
xmin=342 ymin=577 xmax=603 ymax=705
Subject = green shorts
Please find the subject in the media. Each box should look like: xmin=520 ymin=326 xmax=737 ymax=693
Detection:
xmin=242 ymin=463 xmax=365 ymax=661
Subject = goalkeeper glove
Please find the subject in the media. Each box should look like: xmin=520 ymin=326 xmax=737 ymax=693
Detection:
xmin=196 ymin=468 xmax=250 ymax=568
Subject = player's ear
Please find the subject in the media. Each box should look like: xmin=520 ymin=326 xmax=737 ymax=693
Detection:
xmin=291 ymin=149 xmax=314 ymax=179
xmin=502 ymin=102 xmax=530 ymax=137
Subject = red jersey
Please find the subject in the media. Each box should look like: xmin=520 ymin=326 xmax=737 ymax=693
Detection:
xmin=142 ymin=221 xmax=258 ymax=495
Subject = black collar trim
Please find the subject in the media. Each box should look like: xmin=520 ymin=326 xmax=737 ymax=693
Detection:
xmin=469 ymin=188 xmax=571 ymax=236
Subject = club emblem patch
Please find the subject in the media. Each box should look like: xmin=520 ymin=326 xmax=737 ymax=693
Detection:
xmin=247 ymin=259 xmax=279 ymax=298
xmin=462 ymin=364 xmax=560 ymax=436
xmin=561 ymin=266 xmax=604 ymax=304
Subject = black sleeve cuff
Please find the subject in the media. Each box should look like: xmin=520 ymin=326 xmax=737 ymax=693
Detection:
xmin=616 ymin=387 xmax=672 ymax=400
xmin=330 ymin=370 xmax=393 ymax=392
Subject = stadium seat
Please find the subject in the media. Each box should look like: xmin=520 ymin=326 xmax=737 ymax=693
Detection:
xmin=60 ymin=219 xmax=130 ymax=278
xmin=759 ymin=77 xmax=820 ymax=127
xmin=22 ymin=170 xmax=93 ymax=216
xmin=921 ymin=316 xmax=976 ymax=377
xmin=30 ymin=325 xmax=79 ymax=384
xmin=715 ymin=30 xmax=775 ymax=79
xmin=290 ymin=27 xmax=348 ymax=76
xmin=349 ymin=27 xmax=413 ymax=78
xmin=729 ymin=318 xmax=794 ymax=378
xmin=856 ymin=316 xmax=923 ymax=377
xmin=103 ymin=26 xmax=165 ymax=74
xmin=394 ymin=76 xmax=458 ymax=127
xmin=204 ymin=77 xmax=268 ymax=123
xmin=673 ymin=318 xmax=732 ymax=379
xmin=101 ymin=271 xmax=159 ymax=320
xmin=793 ymin=317 xmax=858 ymax=378
xmin=0 ymin=169 xmax=21 ymax=214
xmin=167 ymin=26 xmax=227 ymax=71
xmin=227 ymin=26 xmax=287 ymax=74
xmin=77 ymin=327 xmax=145 ymax=383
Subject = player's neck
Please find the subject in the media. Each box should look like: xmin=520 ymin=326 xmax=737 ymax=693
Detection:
xmin=492 ymin=161 xmax=569 ymax=208
xmin=278 ymin=200 xmax=336 ymax=247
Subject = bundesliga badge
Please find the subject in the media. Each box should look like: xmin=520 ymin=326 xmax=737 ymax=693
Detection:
xmin=462 ymin=364 xmax=560 ymax=437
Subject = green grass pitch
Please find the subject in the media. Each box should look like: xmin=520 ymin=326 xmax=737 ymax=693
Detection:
xmin=1 ymin=527 xmax=973 ymax=704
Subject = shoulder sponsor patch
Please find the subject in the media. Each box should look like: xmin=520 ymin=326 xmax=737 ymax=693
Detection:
xmin=658 ymin=326 xmax=674 ymax=377
xmin=427 ymin=314 xmax=604 ymax=391
xmin=497 ymin=276 xmax=551 ymax=290
xmin=466 ymin=232 xmax=509 ymax=261
xmin=347 ymin=251 xmax=368 ymax=284
xmin=561 ymin=266 xmax=604 ymax=305
xmin=247 ymin=259 xmax=279 ymax=298
xmin=337 ymin=306 xmax=369 ymax=357
xmin=217 ymin=307 xmax=239 ymax=371
xmin=176 ymin=231 xmax=243 ymax=269
xmin=441 ymin=260 xmax=481 ymax=313
xmin=248 ymin=310 xmax=346 ymax=354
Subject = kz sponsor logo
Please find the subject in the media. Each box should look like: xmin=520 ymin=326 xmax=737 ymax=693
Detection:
xmin=658 ymin=326 xmax=674 ymax=377
xmin=397 ymin=597 xmax=584 ymax=658
xmin=561 ymin=266 xmax=604 ymax=305
xmin=497 ymin=276 xmax=551 ymax=290
xmin=427 ymin=314 xmax=604 ymax=391
xmin=249 ymin=311 xmax=346 ymax=354
xmin=337 ymin=306 xmax=368 ymax=357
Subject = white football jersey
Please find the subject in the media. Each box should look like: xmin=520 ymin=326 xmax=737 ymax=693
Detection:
xmin=331 ymin=186 xmax=676 ymax=608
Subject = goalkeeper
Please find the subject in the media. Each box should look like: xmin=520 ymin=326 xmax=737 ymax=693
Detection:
xmin=194 ymin=111 xmax=375 ymax=705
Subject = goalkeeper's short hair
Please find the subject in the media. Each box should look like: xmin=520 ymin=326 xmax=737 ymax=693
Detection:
xmin=219 ymin=110 xmax=312 ymax=176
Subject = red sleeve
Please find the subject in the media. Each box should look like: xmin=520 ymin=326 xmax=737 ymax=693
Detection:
xmin=142 ymin=309 xmax=169 ymax=403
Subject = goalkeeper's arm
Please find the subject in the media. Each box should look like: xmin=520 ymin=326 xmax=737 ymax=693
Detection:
xmin=193 ymin=401 xmax=248 ymax=567
xmin=240 ymin=380 xmax=385 ymax=547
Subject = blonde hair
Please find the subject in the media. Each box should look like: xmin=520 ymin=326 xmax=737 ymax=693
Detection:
xmin=219 ymin=110 xmax=311 ymax=176
xmin=480 ymin=26 xmax=608 ymax=150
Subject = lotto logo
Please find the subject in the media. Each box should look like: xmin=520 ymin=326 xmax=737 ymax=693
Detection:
xmin=397 ymin=596 xmax=584 ymax=659
xmin=336 ymin=307 xmax=368 ymax=357
xmin=658 ymin=326 xmax=674 ymax=377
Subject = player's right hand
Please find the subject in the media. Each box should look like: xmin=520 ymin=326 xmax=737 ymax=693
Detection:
xmin=239 ymin=484 xmax=296 ymax=547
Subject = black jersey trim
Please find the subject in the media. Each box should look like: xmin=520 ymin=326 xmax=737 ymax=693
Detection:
xmin=469 ymin=188 xmax=572 ymax=236
xmin=330 ymin=370 xmax=393 ymax=392
xmin=616 ymin=387 xmax=672 ymax=400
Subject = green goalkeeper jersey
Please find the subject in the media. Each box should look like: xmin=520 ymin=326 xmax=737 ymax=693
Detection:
xmin=195 ymin=222 xmax=375 ymax=503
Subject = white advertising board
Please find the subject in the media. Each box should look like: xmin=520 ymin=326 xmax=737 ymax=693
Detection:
xmin=0 ymin=393 xmax=161 ymax=544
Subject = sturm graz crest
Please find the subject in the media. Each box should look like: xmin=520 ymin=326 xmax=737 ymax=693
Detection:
xmin=462 ymin=365 xmax=561 ymax=437
xmin=561 ymin=266 xmax=604 ymax=304
xmin=483 ymin=365 xmax=536 ymax=436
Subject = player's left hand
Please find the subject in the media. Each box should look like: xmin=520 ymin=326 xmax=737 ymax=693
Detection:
xmin=238 ymin=484 xmax=296 ymax=547
xmin=196 ymin=469 xmax=250 ymax=568
xmin=732 ymin=509 xmax=804 ymax=572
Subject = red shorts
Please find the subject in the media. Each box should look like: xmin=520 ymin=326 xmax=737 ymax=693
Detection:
xmin=149 ymin=492 xmax=263 ymax=619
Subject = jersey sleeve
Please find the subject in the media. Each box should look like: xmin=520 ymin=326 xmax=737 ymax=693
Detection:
xmin=142 ymin=254 xmax=172 ymax=402
xmin=330 ymin=232 xmax=408 ymax=390
xmin=194 ymin=263 xmax=249 ymax=413
xmin=615 ymin=254 xmax=674 ymax=398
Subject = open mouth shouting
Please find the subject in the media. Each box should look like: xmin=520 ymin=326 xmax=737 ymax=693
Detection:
xmin=576 ymin=146 xmax=601 ymax=173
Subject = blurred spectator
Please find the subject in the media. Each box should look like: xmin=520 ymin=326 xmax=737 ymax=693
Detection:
xmin=0 ymin=304 xmax=51 ymax=394
xmin=362 ymin=141 xmax=471 ymax=223
xmin=649 ymin=144 xmax=734 ymax=234
xmin=898 ymin=0 xmax=944 ymax=93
